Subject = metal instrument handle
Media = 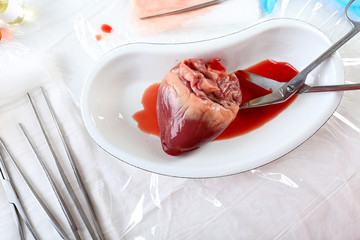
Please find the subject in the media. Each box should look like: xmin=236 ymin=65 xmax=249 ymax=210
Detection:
xmin=140 ymin=0 xmax=227 ymax=19
xmin=244 ymin=0 xmax=360 ymax=108
xmin=284 ymin=0 xmax=360 ymax=95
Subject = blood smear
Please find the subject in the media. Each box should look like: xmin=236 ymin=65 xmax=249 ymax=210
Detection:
xmin=133 ymin=59 xmax=298 ymax=140
xmin=0 ymin=28 xmax=11 ymax=42
xmin=95 ymin=34 xmax=102 ymax=41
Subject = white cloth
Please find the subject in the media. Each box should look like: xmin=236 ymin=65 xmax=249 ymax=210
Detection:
xmin=0 ymin=0 xmax=360 ymax=239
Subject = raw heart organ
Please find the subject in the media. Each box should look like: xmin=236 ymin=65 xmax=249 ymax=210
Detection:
xmin=157 ymin=58 xmax=242 ymax=156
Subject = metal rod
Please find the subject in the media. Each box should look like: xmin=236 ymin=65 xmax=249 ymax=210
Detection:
xmin=14 ymin=207 xmax=25 ymax=240
xmin=302 ymin=83 xmax=360 ymax=93
xmin=18 ymin=123 xmax=81 ymax=240
xmin=28 ymin=91 xmax=99 ymax=240
xmin=140 ymin=0 xmax=227 ymax=20
xmin=0 ymin=138 xmax=71 ymax=240
xmin=40 ymin=87 xmax=105 ymax=240
xmin=0 ymin=150 xmax=37 ymax=240
xmin=241 ymin=0 xmax=360 ymax=108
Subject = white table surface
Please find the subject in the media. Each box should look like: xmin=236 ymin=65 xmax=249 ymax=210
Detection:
xmin=1 ymin=0 xmax=360 ymax=239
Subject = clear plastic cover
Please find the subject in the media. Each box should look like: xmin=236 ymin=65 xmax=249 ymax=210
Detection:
xmin=0 ymin=0 xmax=360 ymax=239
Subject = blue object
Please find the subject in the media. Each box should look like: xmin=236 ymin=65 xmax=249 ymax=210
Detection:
xmin=335 ymin=0 xmax=360 ymax=16
xmin=260 ymin=0 xmax=278 ymax=14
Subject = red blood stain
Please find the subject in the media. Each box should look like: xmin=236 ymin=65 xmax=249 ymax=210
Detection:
xmin=95 ymin=34 xmax=102 ymax=41
xmin=101 ymin=24 xmax=113 ymax=33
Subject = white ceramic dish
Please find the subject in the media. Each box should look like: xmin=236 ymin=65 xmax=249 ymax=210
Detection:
xmin=81 ymin=18 xmax=344 ymax=178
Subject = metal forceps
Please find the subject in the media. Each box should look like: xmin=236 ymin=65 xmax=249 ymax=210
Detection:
xmin=240 ymin=0 xmax=360 ymax=108
xmin=0 ymin=150 xmax=39 ymax=240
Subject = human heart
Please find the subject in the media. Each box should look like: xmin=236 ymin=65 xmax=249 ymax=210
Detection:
xmin=156 ymin=58 xmax=242 ymax=156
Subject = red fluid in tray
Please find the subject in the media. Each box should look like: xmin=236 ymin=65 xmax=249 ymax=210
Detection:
xmin=216 ymin=59 xmax=298 ymax=140
xmin=132 ymin=83 xmax=160 ymax=136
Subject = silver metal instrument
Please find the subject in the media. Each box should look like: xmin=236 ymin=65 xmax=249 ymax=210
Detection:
xmin=0 ymin=143 xmax=40 ymax=240
xmin=240 ymin=0 xmax=360 ymax=109
xmin=19 ymin=123 xmax=81 ymax=240
xmin=27 ymin=89 xmax=101 ymax=240
xmin=238 ymin=70 xmax=360 ymax=96
xmin=0 ymin=87 xmax=105 ymax=239
xmin=39 ymin=87 xmax=105 ymax=240
xmin=0 ymin=138 xmax=71 ymax=240
xmin=140 ymin=0 xmax=227 ymax=20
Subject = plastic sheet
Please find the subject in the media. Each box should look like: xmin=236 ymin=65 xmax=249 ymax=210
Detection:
xmin=72 ymin=0 xmax=357 ymax=56
xmin=0 ymin=0 xmax=360 ymax=239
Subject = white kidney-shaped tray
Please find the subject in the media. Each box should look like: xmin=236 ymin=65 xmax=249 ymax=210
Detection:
xmin=81 ymin=18 xmax=344 ymax=178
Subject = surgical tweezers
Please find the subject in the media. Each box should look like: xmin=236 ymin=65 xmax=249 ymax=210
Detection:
xmin=0 ymin=138 xmax=71 ymax=239
xmin=27 ymin=88 xmax=105 ymax=240
xmin=0 ymin=87 xmax=105 ymax=239
xmin=0 ymin=145 xmax=40 ymax=240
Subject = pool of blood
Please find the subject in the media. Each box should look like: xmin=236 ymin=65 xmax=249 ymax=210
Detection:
xmin=132 ymin=59 xmax=299 ymax=140
xmin=132 ymin=83 xmax=160 ymax=136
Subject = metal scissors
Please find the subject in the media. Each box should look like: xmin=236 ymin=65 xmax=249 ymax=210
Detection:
xmin=238 ymin=70 xmax=360 ymax=95
xmin=240 ymin=0 xmax=360 ymax=109
xmin=0 ymin=150 xmax=39 ymax=240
